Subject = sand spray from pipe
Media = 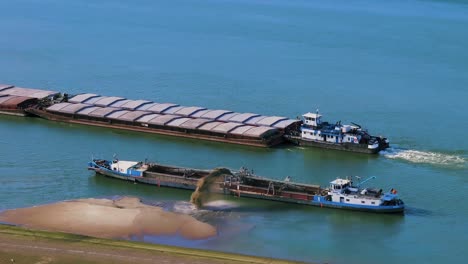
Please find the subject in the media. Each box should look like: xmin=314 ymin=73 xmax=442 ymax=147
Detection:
xmin=190 ymin=168 xmax=233 ymax=208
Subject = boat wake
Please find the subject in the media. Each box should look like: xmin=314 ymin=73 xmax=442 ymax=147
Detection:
xmin=381 ymin=148 xmax=467 ymax=168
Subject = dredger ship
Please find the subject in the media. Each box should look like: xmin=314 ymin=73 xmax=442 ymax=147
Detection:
xmin=1 ymin=84 xmax=389 ymax=153
xmin=88 ymin=157 xmax=404 ymax=213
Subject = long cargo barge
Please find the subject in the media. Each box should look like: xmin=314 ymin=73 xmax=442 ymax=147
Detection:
xmin=1 ymin=83 xmax=390 ymax=153
xmin=88 ymin=158 xmax=405 ymax=213
xmin=27 ymin=107 xmax=285 ymax=147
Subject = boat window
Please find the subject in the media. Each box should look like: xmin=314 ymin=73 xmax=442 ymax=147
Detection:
xmin=361 ymin=201 xmax=365 ymax=204
xmin=346 ymin=199 xmax=350 ymax=202
xmin=311 ymin=118 xmax=315 ymax=121
xmin=371 ymin=202 xmax=375 ymax=204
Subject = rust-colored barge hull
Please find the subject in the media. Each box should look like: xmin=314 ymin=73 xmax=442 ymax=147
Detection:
xmin=27 ymin=108 xmax=284 ymax=147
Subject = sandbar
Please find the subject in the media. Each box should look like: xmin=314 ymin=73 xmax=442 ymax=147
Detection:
xmin=0 ymin=196 xmax=216 ymax=240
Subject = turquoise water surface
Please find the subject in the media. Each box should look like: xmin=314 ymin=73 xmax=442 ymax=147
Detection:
xmin=1 ymin=1 xmax=467 ymax=263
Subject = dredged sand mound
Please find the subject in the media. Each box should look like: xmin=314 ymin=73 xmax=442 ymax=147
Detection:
xmin=0 ymin=197 xmax=216 ymax=240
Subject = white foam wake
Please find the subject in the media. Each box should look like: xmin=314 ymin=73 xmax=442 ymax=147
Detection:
xmin=172 ymin=201 xmax=198 ymax=214
xmin=203 ymin=200 xmax=239 ymax=210
xmin=381 ymin=148 xmax=466 ymax=167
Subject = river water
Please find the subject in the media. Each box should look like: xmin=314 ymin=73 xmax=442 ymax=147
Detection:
xmin=0 ymin=0 xmax=467 ymax=263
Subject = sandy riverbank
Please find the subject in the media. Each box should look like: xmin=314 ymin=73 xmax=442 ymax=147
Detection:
xmin=0 ymin=196 xmax=216 ymax=240
xmin=0 ymin=224 xmax=305 ymax=264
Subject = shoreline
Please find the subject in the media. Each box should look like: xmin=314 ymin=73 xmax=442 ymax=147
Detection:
xmin=0 ymin=224 xmax=307 ymax=264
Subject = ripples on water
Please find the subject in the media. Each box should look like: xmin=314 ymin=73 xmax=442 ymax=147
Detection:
xmin=381 ymin=147 xmax=467 ymax=168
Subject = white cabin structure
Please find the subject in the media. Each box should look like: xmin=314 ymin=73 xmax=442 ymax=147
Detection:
xmin=300 ymin=112 xmax=361 ymax=144
xmin=303 ymin=112 xmax=322 ymax=127
xmin=328 ymin=178 xmax=383 ymax=207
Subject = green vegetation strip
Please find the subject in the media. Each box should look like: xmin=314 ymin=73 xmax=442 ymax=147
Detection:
xmin=0 ymin=224 xmax=304 ymax=264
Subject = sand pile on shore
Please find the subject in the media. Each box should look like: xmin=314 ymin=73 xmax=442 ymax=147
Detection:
xmin=0 ymin=197 xmax=216 ymax=240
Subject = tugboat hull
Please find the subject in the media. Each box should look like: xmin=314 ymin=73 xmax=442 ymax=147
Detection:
xmin=285 ymin=135 xmax=388 ymax=154
xmin=231 ymin=191 xmax=404 ymax=213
